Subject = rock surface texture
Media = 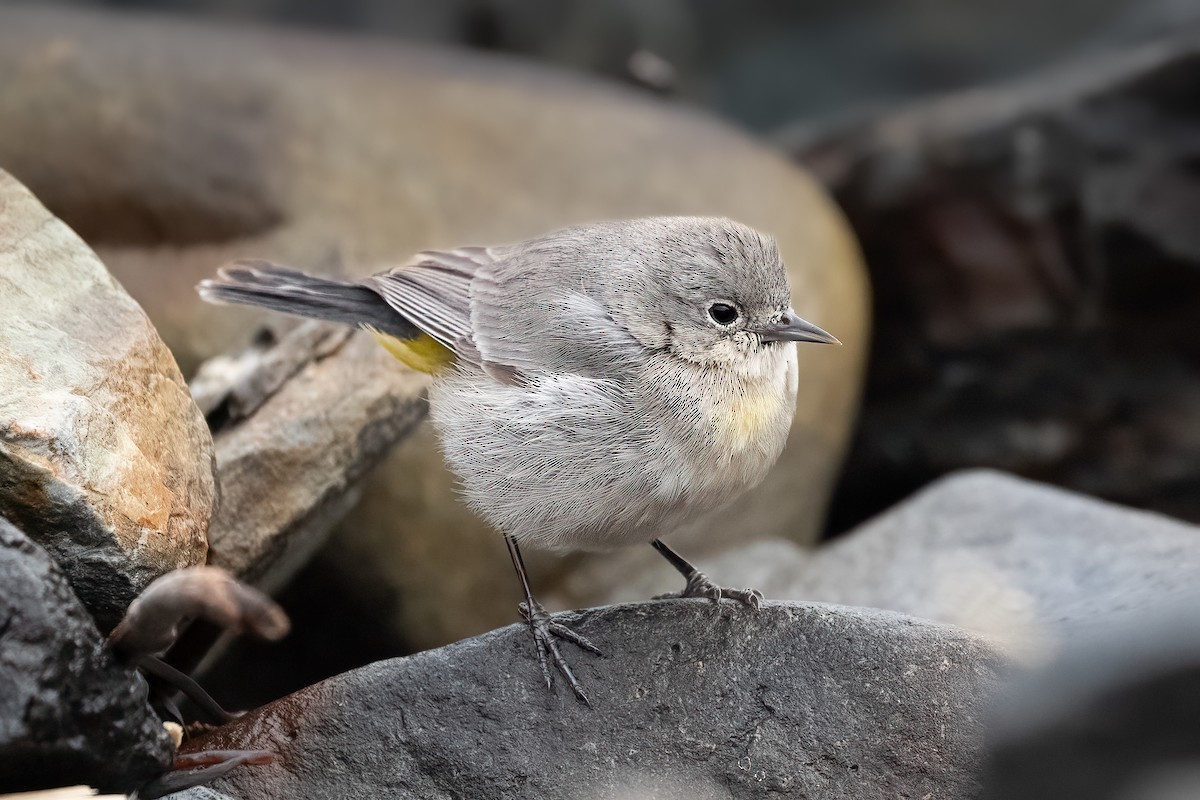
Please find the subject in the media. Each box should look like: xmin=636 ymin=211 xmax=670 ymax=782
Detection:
xmin=0 ymin=169 xmax=215 ymax=630
xmin=604 ymin=471 xmax=1200 ymax=661
xmin=0 ymin=3 xmax=869 ymax=649
xmin=173 ymin=602 xmax=1006 ymax=800
xmin=0 ymin=517 xmax=173 ymax=793
xmin=194 ymin=322 xmax=429 ymax=592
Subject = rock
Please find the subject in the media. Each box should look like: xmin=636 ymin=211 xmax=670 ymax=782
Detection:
xmin=787 ymin=30 xmax=1200 ymax=532
xmin=0 ymin=516 xmax=173 ymax=793
xmin=620 ymin=471 xmax=1200 ymax=661
xmin=0 ymin=169 xmax=215 ymax=630
xmin=174 ymin=601 xmax=1006 ymax=799
xmin=0 ymin=4 xmax=868 ymax=649
xmin=981 ymin=612 xmax=1200 ymax=800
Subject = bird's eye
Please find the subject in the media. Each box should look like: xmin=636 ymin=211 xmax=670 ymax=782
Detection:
xmin=708 ymin=302 xmax=739 ymax=326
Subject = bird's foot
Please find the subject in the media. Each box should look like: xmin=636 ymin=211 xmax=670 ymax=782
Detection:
xmin=518 ymin=600 xmax=602 ymax=704
xmin=656 ymin=570 xmax=764 ymax=609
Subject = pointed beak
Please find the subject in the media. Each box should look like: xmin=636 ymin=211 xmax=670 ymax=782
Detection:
xmin=755 ymin=310 xmax=841 ymax=345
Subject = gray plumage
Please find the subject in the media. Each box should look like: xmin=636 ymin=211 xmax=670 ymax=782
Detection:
xmin=199 ymin=216 xmax=809 ymax=550
xmin=426 ymin=218 xmax=800 ymax=550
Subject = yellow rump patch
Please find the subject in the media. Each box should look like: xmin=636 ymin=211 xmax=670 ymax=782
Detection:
xmin=370 ymin=329 xmax=455 ymax=375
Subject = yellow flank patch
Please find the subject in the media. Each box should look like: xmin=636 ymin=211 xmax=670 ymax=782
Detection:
xmin=370 ymin=329 xmax=455 ymax=374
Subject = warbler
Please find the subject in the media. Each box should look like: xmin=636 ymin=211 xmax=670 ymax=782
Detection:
xmin=198 ymin=216 xmax=839 ymax=702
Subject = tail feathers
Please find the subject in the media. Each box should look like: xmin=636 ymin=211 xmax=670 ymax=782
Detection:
xmin=198 ymin=260 xmax=418 ymax=339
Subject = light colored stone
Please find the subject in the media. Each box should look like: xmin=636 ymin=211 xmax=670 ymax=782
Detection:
xmin=0 ymin=170 xmax=215 ymax=629
xmin=982 ymin=611 xmax=1200 ymax=800
xmin=624 ymin=470 xmax=1200 ymax=662
xmin=0 ymin=5 xmax=868 ymax=646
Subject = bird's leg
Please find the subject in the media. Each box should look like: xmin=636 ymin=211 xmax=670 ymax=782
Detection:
xmin=651 ymin=538 xmax=763 ymax=608
xmin=505 ymin=533 xmax=602 ymax=703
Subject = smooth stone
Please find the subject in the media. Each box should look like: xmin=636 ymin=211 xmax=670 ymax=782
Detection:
xmin=172 ymin=601 xmax=1007 ymax=799
xmin=789 ymin=29 xmax=1200 ymax=531
xmin=603 ymin=470 xmax=1200 ymax=662
xmin=981 ymin=611 xmax=1200 ymax=799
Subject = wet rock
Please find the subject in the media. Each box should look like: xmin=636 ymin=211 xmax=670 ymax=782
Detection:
xmin=0 ymin=4 xmax=868 ymax=649
xmin=174 ymin=601 xmax=1006 ymax=799
xmin=0 ymin=169 xmax=215 ymax=630
xmin=614 ymin=471 xmax=1200 ymax=661
xmin=788 ymin=30 xmax=1200 ymax=531
xmin=981 ymin=612 xmax=1200 ymax=800
xmin=0 ymin=516 xmax=173 ymax=793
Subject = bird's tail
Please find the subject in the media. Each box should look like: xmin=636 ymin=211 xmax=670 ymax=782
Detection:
xmin=197 ymin=259 xmax=417 ymax=338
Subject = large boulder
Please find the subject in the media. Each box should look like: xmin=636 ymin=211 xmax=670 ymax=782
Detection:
xmin=0 ymin=516 xmax=173 ymax=793
xmin=0 ymin=4 xmax=869 ymax=649
xmin=0 ymin=169 xmax=215 ymax=630
xmin=174 ymin=601 xmax=1007 ymax=799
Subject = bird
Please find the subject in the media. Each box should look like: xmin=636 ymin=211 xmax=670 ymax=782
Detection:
xmin=198 ymin=216 xmax=839 ymax=702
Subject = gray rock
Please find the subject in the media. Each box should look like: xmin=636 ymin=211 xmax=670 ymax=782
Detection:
xmin=0 ymin=516 xmax=172 ymax=793
xmin=173 ymin=601 xmax=1006 ymax=799
xmin=0 ymin=169 xmax=215 ymax=630
xmin=632 ymin=471 xmax=1200 ymax=660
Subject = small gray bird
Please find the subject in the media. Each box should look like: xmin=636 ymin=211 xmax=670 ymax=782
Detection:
xmin=198 ymin=216 xmax=838 ymax=702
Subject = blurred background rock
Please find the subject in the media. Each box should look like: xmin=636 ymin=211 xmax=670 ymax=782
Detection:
xmin=37 ymin=0 xmax=1200 ymax=128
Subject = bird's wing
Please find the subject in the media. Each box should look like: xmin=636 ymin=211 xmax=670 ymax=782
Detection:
xmin=467 ymin=248 xmax=646 ymax=383
xmin=370 ymin=242 xmax=643 ymax=383
xmin=365 ymin=247 xmax=491 ymax=365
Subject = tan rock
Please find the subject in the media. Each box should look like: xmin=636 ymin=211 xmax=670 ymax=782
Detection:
xmin=200 ymin=324 xmax=429 ymax=592
xmin=0 ymin=5 xmax=868 ymax=647
xmin=0 ymin=170 xmax=215 ymax=630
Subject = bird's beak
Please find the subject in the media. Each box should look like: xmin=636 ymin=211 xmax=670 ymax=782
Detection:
xmin=754 ymin=310 xmax=841 ymax=345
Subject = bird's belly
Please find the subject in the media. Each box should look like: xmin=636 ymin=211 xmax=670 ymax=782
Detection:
xmin=426 ymin=355 xmax=796 ymax=551
xmin=428 ymin=371 xmax=672 ymax=550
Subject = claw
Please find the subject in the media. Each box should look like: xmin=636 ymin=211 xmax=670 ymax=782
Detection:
xmin=657 ymin=571 xmax=764 ymax=609
xmin=518 ymin=600 xmax=602 ymax=703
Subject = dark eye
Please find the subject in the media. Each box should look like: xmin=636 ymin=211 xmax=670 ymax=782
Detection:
xmin=708 ymin=302 xmax=739 ymax=326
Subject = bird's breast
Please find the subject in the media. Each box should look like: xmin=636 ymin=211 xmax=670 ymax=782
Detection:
xmin=714 ymin=377 xmax=791 ymax=446
xmin=697 ymin=348 xmax=798 ymax=455
xmin=642 ymin=346 xmax=797 ymax=515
